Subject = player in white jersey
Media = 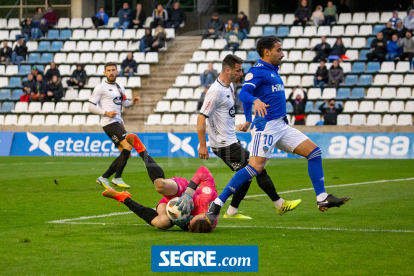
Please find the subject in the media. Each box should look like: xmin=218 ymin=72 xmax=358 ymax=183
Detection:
xmin=195 ymin=55 xmax=301 ymax=219
xmin=88 ymin=62 xmax=140 ymax=189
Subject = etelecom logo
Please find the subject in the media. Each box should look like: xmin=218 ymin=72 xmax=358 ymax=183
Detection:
xmin=151 ymin=245 xmax=258 ymax=272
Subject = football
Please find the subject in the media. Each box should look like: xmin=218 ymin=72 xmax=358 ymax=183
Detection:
xmin=166 ymin=197 xmax=190 ymax=220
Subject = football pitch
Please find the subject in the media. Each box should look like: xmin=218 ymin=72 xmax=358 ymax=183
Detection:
xmin=1 ymin=156 xmax=413 ymax=275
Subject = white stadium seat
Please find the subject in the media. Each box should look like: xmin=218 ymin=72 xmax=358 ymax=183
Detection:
xmin=256 ymin=14 xmax=270 ymax=25
xmin=380 ymin=61 xmax=395 ymax=73
xmin=367 ymin=114 xmax=381 ymax=126
xmin=17 ymin=115 xmax=31 ymax=125
xmin=4 ymin=115 xmax=18 ymax=125
xmin=351 ymin=114 xmax=366 ymax=126
xmin=200 ymin=39 xmax=214 ymax=50
xmin=389 ymin=75 xmax=403 ymax=86
xmin=164 ymin=88 xmax=180 ymax=99
xmin=280 ymin=63 xmax=294 ymax=74
xmin=344 ymin=101 xmax=359 ymax=112
xmin=359 ymin=25 xmax=373 ymax=36
xmin=382 ymin=88 xmax=396 ymax=99
xmin=283 ymin=14 xmax=295 ymax=25
xmin=359 ymin=101 xmax=374 ymax=112
xmin=366 ymin=88 xmax=381 ymax=99
xmin=184 ymin=102 xmax=198 ymax=113
xmin=270 ymin=14 xmax=284 ymax=25
xmin=70 ymin=18 xmax=82 ymax=28
xmin=397 ymin=115 xmax=412 ymax=126
xmin=373 ymin=74 xmax=388 ymax=86
xmin=405 ymin=101 xmax=414 ymax=112
xmin=289 ymin=26 xmax=303 ymax=37
xmin=55 ymin=102 xmax=69 ymax=113
xmin=240 ymin=39 xmax=255 ymax=49
xmin=31 ymin=115 xmax=45 ymax=126
xmin=146 ymin=52 xmax=158 ymax=63
xmin=306 ymin=115 xmax=321 ymax=126
xmin=56 ymin=18 xmax=69 ymax=28
xmin=83 ymin=18 xmax=93 ymax=28
xmin=322 ymin=88 xmax=336 ymax=99
xmin=345 ymin=25 xmax=359 ymax=36
xmin=154 ymin=101 xmax=170 ymax=112
xmin=352 ymin=13 xmax=366 ymax=24
xmin=45 ymin=115 xmax=59 ymax=125
xmin=396 ymin=88 xmax=411 ymax=99
xmin=161 ymin=114 xmax=175 ymax=125
xmin=338 ymin=13 xmax=352 ymax=24
xmin=71 ymin=29 xmax=85 ymax=40
xmin=179 ymin=88 xmax=193 ymax=99
xmin=382 ymin=114 xmax=397 ymax=126
xmin=366 ymin=12 xmax=380 ymax=24
xmin=13 ymin=102 xmax=28 ymax=113
xmin=175 ymin=114 xmax=190 ymax=125
xmin=303 ymin=26 xmax=317 ymax=37
xmin=396 ymin=61 xmax=410 ymax=73
xmin=189 ymin=114 xmax=198 ymax=125
xmin=248 ymin=27 xmax=263 ymax=37
xmin=308 ymin=88 xmax=321 ymax=99
xmin=69 ymin=102 xmax=83 ymax=113
xmin=28 ymin=102 xmax=41 ymax=113
xmin=145 ymin=114 xmax=161 ymax=125
xmin=58 ymin=115 xmax=72 ymax=126
xmin=86 ymin=115 xmax=100 ymax=126
xmin=84 ymin=29 xmax=97 ymax=40
xmin=331 ymin=26 xmax=344 ymax=36
xmin=374 ymin=101 xmax=389 ymax=112
xmin=337 ymin=114 xmax=351 ymax=125
xmin=390 ymin=101 xmax=405 ymax=112
xmin=72 ymin=115 xmax=86 ymax=126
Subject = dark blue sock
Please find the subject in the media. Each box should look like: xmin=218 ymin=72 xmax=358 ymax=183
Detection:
xmin=307 ymin=147 xmax=326 ymax=195
xmin=218 ymin=165 xmax=259 ymax=203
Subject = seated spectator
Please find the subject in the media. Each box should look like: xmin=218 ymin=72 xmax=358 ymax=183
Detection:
xmin=151 ymin=4 xmax=168 ymax=28
xmin=67 ymin=64 xmax=87 ymax=89
xmin=43 ymin=5 xmax=59 ymax=28
xmin=31 ymin=18 xmax=49 ymax=40
xmin=149 ymin=26 xmax=167 ymax=52
xmin=387 ymin=34 xmax=403 ymax=61
xmin=288 ymin=87 xmax=308 ymax=125
xmin=328 ymin=59 xmax=343 ymax=89
xmin=0 ymin=41 xmax=12 ymax=65
xmin=367 ymin=32 xmax=387 ymax=62
xmin=403 ymin=10 xmax=414 ymax=30
xmin=382 ymin=21 xmax=396 ymax=41
xmin=132 ymin=4 xmax=146 ymax=29
xmin=293 ymin=0 xmax=311 ymax=26
xmin=44 ymin=75 xmax=63 ymax=103
xmin=114 ymin=3 xmax=132 ymax=32
xmin=11 ymin=38 xmax=27 ymax=67
xmin=202 ymin=13 xmax=224 ymax=39
xmin=32 ymin=7 xmax=43 ymax=26
xmin=398 ymin=30 xmax=414 ymax=61
xmin=121 ymin=53 xmax=137 ymax=77
xmin=199 ymin=63 xmax=218 ymax=88
xmin=311 ymin=36 xmax=331 ymax=62
xmin=45 ymin=61 xmax=60 ymax=83
xmin=91 ymin=8 xmax=109 ymax=29
xmin=32 ymin=66 xmax=44 ymax=79
xmin=319 ymin=99 xmax=343 ymax=125
xmin=21 ymin=73 xmax=34 ymax=102
xmin=236 ymin=12 xmax=249 ymax=39
xmin=408 ymin=0 xmax=414 ymax=15
xmin=310 ymin=5 xmax=324 ymax=27
xmin=389 ymin=11 xmax=401 ymax=28
xmin=167 ymin=2 xmax=186 ymax=33
xmin=323 ymin=1 xmax=336 ymax=25
xmin=139 ymin=28 xmax=154 ymax=53
xmin=29 ymin=74 xmax=47 ymax=102
xmin=197 ymin=87 xmax=208 ymax=111
xmin=396 ymin=20 xmax=408 ymax=38
xmin=314 ymin=61 xmax=328 ymax=89
xmin=329 ymin=37 xmax=346 ymax=61
xmin=16 ymin=18 xmax=32 ymax=42
xmin=224 ymin=26 xmax=243 ymax=53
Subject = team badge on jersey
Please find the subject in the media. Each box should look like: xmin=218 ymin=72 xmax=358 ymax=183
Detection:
xmin=228 ymin=106 xmax=235 ymax=117
xmin=202 ymin=187 xmax=212 ymax=194
xmin=113 ymin=96 xmax=122 ymax=105
xmin=245 ymin=73 xmax=253 ymax=81
xmin=263 ymin=146 xmax=269 ymax=153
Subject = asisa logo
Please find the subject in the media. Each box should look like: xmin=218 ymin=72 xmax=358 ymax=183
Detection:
xmin=27 ymin=132 xmax=52 ymax=156
xmin=168 ymin=133 xmax=195 ymax=157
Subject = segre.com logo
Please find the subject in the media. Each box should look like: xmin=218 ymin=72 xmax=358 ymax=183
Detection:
xmin=151 ymin=245 xmax=258 ymax=272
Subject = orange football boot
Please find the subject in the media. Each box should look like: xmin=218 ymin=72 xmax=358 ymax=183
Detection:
xmin=126 ymin=133 xmax=146 ymax=153
xmin=103 ymin=189 xmax=131 ymax=206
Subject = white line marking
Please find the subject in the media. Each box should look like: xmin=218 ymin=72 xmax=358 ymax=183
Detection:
xmin=47 ymin=212 xmax=132 ymax=224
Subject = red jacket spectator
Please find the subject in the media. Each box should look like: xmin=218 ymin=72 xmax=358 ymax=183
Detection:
xmin=43 ymin=5 xmax=59 ymax=26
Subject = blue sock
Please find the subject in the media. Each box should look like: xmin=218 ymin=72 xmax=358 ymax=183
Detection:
xmin=307 ymin=147 xmax=326 ymax=196
xmin=218 ymin=165 xmax=259 ymax=203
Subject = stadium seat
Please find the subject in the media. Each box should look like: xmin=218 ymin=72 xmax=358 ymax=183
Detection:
xmin=379 ymin=61 xmax=395 ymax=73
xmin=174 ymin=114 xmax=189 ymax=125
xmin=248 ymin=27 xmax=263 ymax=37
xmin=71 ymin=29 xmax=85 ymax=40
xmin=366 ymin=62 xmax=380 ymax=73
xmin=282 ymin=38 xmax=295 ymax=49
xmin=40 ymin=53 xmax=54 ymax=64
xmin=296 ymin=38 xmax=310 ymax=48
xmin=4 ymin=65 xmax=17 ymax=76
xmin=179 ymin=88 xmax=193 ymax=99
xmin=295 ymin=63 xmax=308 ymax=74
xmin=59 ymin=30 xmax=72 ymax=40
xmin=200 ymin=39 xmax=214 ymax=50
xmin=351 ymin=37 xmax=366 ymax=48
xmin=372 ymin=25 xmax=385 ymax=35
xmin=317 ymin=26 xmax=330 ymax=36
xmin=321 ymin=88 xmax=336 ymax=99
xmin=0 ymin=102 xmax=14 ymax=113
xmin=0 ymin=89 xmax=10 ymax=100
xmin=246 ymin=51 xmax=260 ymax=62
xmin=286 ymin=76 xmax=301 ymax=87
xmin=338 ymin=13 xmax=352 ymax=24
xmin=165 ymin=89 xmax=180 ymax=100
xmin=289 ymin=26 xmax=303 ymax=37
xmin=350 ymin=88 xmax=365 ymax=99
xmin=154 ymin=101 xmax=170 ymax=112
xmin=357 ymin=101 xmax=373 ymax=112
xmin=307 ymin=88 xmax=321 ymax=99
xmin=276 ymin=26 xmax=290 ymax=37
xmin=389 ymin=75 xmax=404 ymax=86
xmin=382 ymin=114 xmax=397 ymax=126
xmin=98 ymin=29 xmax=110 ymax=39
xmin=55 ymin=102 xmax=69 ymax=113
xmin=303 ymin=26 xmax=317 ymax=37
xmin=390 ymin=101 xmax=405 ymax=112
xmin=366 ymin=12 xmax=380 ymax=24
xmin=337 ymin=114 xmax=351 ymax=125
xmin=344 ymin=50 xmax=358 ymax=60
xmin=283 ymin=14 xmax=294 ymax=25
xmin=358 ymin=75 xmax=373 ymax=86
xmin=0 ymin=77 xmax=8 ymax=88
xmin=256 ymin=14 xmax=270 ymax=25
xmin=145 ymin=114 xmax=161 ymax=125
xmin=404 ymin=75 xmax=414 ymax=86
xmin=107 ymin=17 xmax=118 ymax=28
xmin=17 ymin=114 xmax=31 ymax=125
xmin=372 ymin=74 xmax=388 ymax=86
xmin=351 ymin=62 xmax=365 ymax=73
xmin=343 ymin=101 xmax=358 ymax=112
xmin=288 ymin=51 xmax=302 ymax=61
xmin=280 ymin=63 xmax=294 ymax=74
xmin=219 ymin=50 xmax=233 ymax=60
xmin=286 ymin=102 xmax=293 ymax=113
xmin=44 ymin=115 xmax=58 ymax=125
xmin=72 ymin=115 xmax=86 ymax=126
xmin=56 ymin=18 xmax=70 ymax=29
xmin=86 ymin=115 xmax=100 ymax=126
xmin=7 ymin=77 xmax=21 ymax=88
xmin=84 ymin=29 xmax=98 ymax=40
xmin=4 ymin=114 xmax=18 ymax=125
xmin=31 ymin=115 xmax=45 ymax=126
xmin=161 ymin=114 xmax=175 ymax=125
xmin=396 ymin=88 xmax=411 ymax=99
xmin=41 ymin=102 xmax=55 ymax=113
xmin=28 ymin=102 xmax=41 ymax=113
xmin=380 ymin=12 xmax=393 ymax=23
xmin=111 ymin=29 xmax=123 ymax=39
xmin=77 ymin=89 xmax=91 ymax=101
xmin=46 ymin=29 xmax=59 ymax=40
xmin=358 ymin=49 xmax=371 ymax=60
xmin=263 ymin=26 xmax=276 ymax=36
xmin=382 ymin=88 xmax=396 ymax=99
xmin=352 ymin=13 xmax=366 ymax=24
xmin=351 ymin=114 xmax=366 ymax=125
xmin=366 ymin=114 xmax=381 ymax=126
xmin=26 ymin=53 xmax=40 ymax=64
xmin=374 ymin=101 xmax=389 ymax=112
xmin=395 ymin=61 xmax=410 ymax=73
xmin=58 ymin=115 xmax=72 ymax=126
xmin=305 ymin=114 xmax=320 ymax=126
xmin=184 ymin=102 xmax=197 ymax=113
xmin=336 ymin=88 xmax=351 ymax=99
xmin=270 ymin=14 xmax=284 ymax=25
xmin=397 ymin=114 xmax=413 ymax=126
xmin=345 ymin=25 xmax=358 ymax=36
xmin=10 ymin=89 xmax=23 ymax=100
xmin=82 ymin=17 xmax=93 ymax=28
xmin=405 ymin=101 xmax=414 ymax=112
xmin=65 ymin=53 xmax=79 ymax=64
xmin=12 ymin=102 xmax=28 ymax=113
xmin=240 ymin=39 xmax=255 ymax=49
xmin=305 ymin=102 xmax=314 ymax=113
xmin=190 ymin=51 xmax=205 ymax=62
xmin=343 ymin=75 xmax=358 ymax=86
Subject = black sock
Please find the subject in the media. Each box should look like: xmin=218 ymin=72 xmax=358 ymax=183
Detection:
xmin=102 ymin=157 xmax=119 ymax=178
xmin=230 ymin=180 xmax=252 ymax=209
xmin=115 ymin=149 xmax=131 ymax=178
xmin=124 ymin=198 xmax=158 ymax=226
xmin=256 ymin=169 xmax=280 ymax=202
xmin=139 ymin=150 xmax=165 ymax=183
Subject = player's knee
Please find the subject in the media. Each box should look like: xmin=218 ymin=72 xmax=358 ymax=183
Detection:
xmin=153 ymin=216 xmax=172 ymax=229
xmin=124 ymin=143 xmax=133 ymax=151
xmin=154 ymin=179 xmax=165 ymax=194
xmin=249 ymin=164 xmax=263 ymax=174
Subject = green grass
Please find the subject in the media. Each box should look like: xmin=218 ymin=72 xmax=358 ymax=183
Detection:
xmin=0 ymin=157 xmax=413 ymax=275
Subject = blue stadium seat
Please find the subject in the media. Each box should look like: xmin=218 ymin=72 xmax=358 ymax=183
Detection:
xmin=351 ymin=62 xmax=366 ymax=73
xmin=358 ymin=74 xmax=373 ymax=86
xmin=263 ymin=26 xmax=276 ymax=36
xmin=312 ymin=101 xmax=324 ymax=113
xmin=36 ymin=41 xmax=50 ymax=51
xmin=336 ymin=88 xmax=351 ymax=99
xmin=245 ymin=51 xmax=260 ymax=62
xmin=242 ymin=63 xmax=252 ymax=73
xmin=32 ymin=65 xmax=44 ymax=72
xmin=26 ymin=53 xmax=40 ymax=64
xmin=358 ymin=49 xmax=371 ymax=61
xmin=335 ymin=101 xmax=343 ymax=108
xmin=316 ymin=121 xmax=324 ymax=125
xmin=7 ymin=77 xmax=21 ymax=88
xmin=16 ymin=65 xmax=31 ymax=76
xmin=59 ymin=29 xmax=72 ymax=40
xmin=276 ymin=26 xmax=290 ymax=37
xmin=11 ymin=89 xmax=23 ymax=100
xmin=40 ymin=53 xmax=54 ymax=64
xmin=50 ymin=41 xmax=63 ymax=52
xmin=343 ymin=75 xmax=358 ymax=86
xmin=350 ymin=88 xmax=366 ymax=99
xmin=366 ymin=62 xmax=380 ymax=73
xmin=286 ymin=102 xmax=293 ymax=113
xmin=0 ymin=89 xmax=11 ymax=100
xmin=366 ymin=37 xmax=375 ymax=48
xmin=305 ymin=101 xmax=313 ymax=112
xmin=373 ymin=24 xmax=386 ymax=35
xmin=45 ymin=29 xmax=59 ymax=40
xmin=0 ymin=101 xmax=14 ymax=113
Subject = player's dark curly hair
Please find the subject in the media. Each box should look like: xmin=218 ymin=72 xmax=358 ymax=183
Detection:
xmin=188 ymin=218 xmax=213 ymax=233
xmin=104 ymin=62 xmax=117 ymax=70
xmin=256 ymin=36 xmax=281 ymax=58
xmin=222 ymin=54 xmax=243 ymax=71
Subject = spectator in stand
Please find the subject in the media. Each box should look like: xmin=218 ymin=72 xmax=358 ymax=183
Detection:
xmin=396 ymin=20 xmax=408 ymax=38
xmin=167 ymin=2 xmax=186 ymax=33
xmin=314 ymin=60 xmax=328 ymax=89
xmin=403 ymin=10 xmax=414 ymax=31
xmin=45 ymin=62 xmax=60 ymax=83
xmin=11 ymin=38 xmax=27 ymax=67
xmin=323 ymin=1 xmax=337 ymax=25
xmin=139 ymin=28 xmax=153 ymax=53
xmin=32 ymin=7 xmax=43 ymax=26
xmin=367 ymin=31 xmax=387 ymax=62
xmin=389 ymin=11 xmax=401 ymax=28
xmin=311 ymin=36 xmax=331 ymax=62
xmin=199 ymin=63 xmax=218 ymax=89
xmin=202 ymin=13 xmax=224 ymax=39
xmin=91 ymin=8 xmax=109 ymax=29
xmin=328 ymin=59 xmax=343 ymax=89
xmin=121 ymin=53 xmax=137 ymax=77
xmin=319 ymin=99 xmax=343 ymax=125
xmin=21 ymin=73 xmax=34 ymax=102
xmin=288 ymin=87 xmax=308 ymax=125
xmin=67 ymin=64 xmax=87 ymax=89
xmin=32 ymin=66 xmax=43 ymax=79
xmin=293 ymin=0 xmax=311 ymax=26
xmin=0 ymin=41 xmax=12 ymax=65
xmin=408 ymin=0 xmax=414 ymax=15
xmin=387 ymin=34 xmax=403 ymax=61
xmin=17 ymin=18 xmax=31 ymax=42
xmin=329 ymin=37 xmax=346 ymax=61
xmin=398 ymin=30 xmax=414 ymax=61
xmin=149 ymin=26 xmax=166 ymax=52
xmin=43 ymin=5 xmax=59 ymax=28
xmin=197 ymin=87 xmax=207 ymax=111
xmin=224 ymin=26 xmax=243 ymax=53
xmin=114 ymin=3 xmax=132 ymax=32
xmin=382 ymin=21 xmax=396 ymax=42
xmin=132 ymin=4 xmax=146 ymax=29
xmin=236 ymin=12 xmax=249 ymax=39
xmin=310 ymin=5 xmax=324 ymax=27
xmin=29 ymin=73 xmax=47 ymax=102
xmin=44 ymin=75 xmax=63 ymax=103
xmin=31 ymin=18 xmax=49 ymax=39
xmin=151 ymin=4 xmax=168 ymax=28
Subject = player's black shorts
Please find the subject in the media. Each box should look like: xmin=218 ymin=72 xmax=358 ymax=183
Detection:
xmin=102 ymin=122 xmax=127 ymax=146
xmin=211 ymin=141 xmax=249 ymax=171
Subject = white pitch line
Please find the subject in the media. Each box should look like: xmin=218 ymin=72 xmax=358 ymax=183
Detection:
xmin=47 ymin=211 xmax=133 ymax=224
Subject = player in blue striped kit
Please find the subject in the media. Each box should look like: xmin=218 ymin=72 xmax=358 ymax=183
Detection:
xmin=205 ymin=36 xmax=350 ymax=226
